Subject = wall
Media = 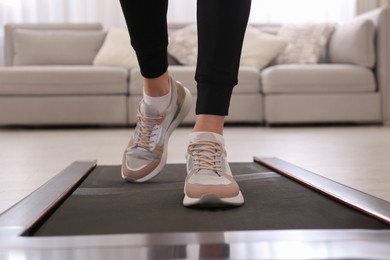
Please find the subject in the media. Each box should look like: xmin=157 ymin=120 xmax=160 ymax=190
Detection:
xmin=356 ymin=0 xmax=389 ymax=14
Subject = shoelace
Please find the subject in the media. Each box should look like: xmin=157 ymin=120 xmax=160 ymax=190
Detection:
xmin=135 ymin=110 xmax=163 ymax=150
xmin=188 ymin=140 xmax=223 ymax=174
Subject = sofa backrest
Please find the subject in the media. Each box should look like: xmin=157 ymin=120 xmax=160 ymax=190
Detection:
xmin=167 ymin=22 xmax=330 ymax=64
xmin=167 ymin=22 xmax=285 ymax=65
xmin=4 ymin=23 xmax=104 ymax=66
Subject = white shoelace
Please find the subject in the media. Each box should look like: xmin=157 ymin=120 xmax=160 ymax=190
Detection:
xmin=188 ymin=140 xmax=223 ymax=174
xmin=135 ymin=110 xmax=163 ymax=149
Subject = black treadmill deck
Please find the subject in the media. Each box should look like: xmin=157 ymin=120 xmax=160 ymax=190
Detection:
xmin=33 ymin=162 xmax=389 ymax=236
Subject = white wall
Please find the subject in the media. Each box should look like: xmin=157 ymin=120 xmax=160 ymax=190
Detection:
xmin=249 ymin=0 xmax=356 ymax=23
xmin=167 ymin=0 xmax=196 ymax=23
xmin=167 ymin=0 xmax=356 ymax=24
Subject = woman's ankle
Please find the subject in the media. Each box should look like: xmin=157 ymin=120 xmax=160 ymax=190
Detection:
xmin=193 ymin=115 xmax=225 ymax=135
xmin=143 ymin=71 xmax=170 ymax=97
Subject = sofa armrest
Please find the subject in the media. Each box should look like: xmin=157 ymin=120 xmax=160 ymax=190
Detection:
xmin=357 ymin=7 xmax=390 ymax=122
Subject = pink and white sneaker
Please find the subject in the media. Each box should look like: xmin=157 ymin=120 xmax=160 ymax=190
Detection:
xmin=184 ymin=132 xmax=244 ymax=207
xmin=122 ymin=77 xmax=192 ymax=182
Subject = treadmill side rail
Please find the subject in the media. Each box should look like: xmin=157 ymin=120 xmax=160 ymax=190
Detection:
xmin=0 ymin=160 xmax=97 ymax=236
xmin=254 ymin=156 xmax=390 ymax=225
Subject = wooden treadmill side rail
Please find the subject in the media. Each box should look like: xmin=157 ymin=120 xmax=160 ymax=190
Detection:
xmin=254 ymin=157 xmax=390 ymax=225
xmin=0 ymin=161 xmax=97 ymax=236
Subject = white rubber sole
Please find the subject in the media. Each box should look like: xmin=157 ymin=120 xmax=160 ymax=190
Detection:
xmin=122 ymin=87 xmax=192 ymax=183
xmin=183 ymin=191 xmax=244 ymax=208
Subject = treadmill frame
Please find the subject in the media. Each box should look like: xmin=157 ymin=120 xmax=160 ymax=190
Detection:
xmin=0 ymin=158 xmax=389 ymax=260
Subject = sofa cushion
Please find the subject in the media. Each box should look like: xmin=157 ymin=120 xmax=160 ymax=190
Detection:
xmin=93 ymin=28 xmax=138 ymax=69
xmin=276 ymin=23 xmax=335 ymax=64
xmin=264 ymin=93 xmax=381 ymax=123
xmin=329 ymin=18 xmax=376 ymax=68
xmin=4 ymin=23 xmax=103 ymax=66
xmin=168 ymin=24 xmax=198 ymax=66
xmin=13 ymin=29 xmax=105 ymax=66
xmin=240 ymin=26 xmax=288 ymax=69
xmin=0 ymin=66 xmax=128 ymax=95
xmin=262 ymin=64 xmax=376 ymax=94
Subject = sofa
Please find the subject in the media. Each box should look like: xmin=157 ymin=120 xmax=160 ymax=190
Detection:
xmin=0 ymin=7 xmax=389 ymax=126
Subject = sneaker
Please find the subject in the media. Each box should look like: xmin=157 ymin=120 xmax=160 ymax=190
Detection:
xmin=122 ymin=77 xmax=192 ymax=182
xmin=183 ymin=132 xmax=244 ymax=207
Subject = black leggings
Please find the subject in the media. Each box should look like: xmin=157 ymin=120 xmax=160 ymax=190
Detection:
xmin=119 ymin=0 xmax=251 ymax=115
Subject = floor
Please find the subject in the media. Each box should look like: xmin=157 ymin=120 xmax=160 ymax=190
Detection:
xmin=0 ymin=125 xmax=389 ymax=214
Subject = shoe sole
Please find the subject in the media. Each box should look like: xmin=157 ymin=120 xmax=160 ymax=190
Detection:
xmin=183 ymin=191 xmax=244 ymax=208
xmin=122 ymin=86 xmax=192 ymax=183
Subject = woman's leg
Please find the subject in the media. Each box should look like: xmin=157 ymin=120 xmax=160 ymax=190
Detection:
xmin=193 ymin=0 xmax=251 ymax=135
xmin=119 ymin=0 xmax=192 ymax=183
xmin=195 ymin=0 xmax=252 ymax=120
xmin=119 ymin=0 xmax=169 ymax=96
xmin=184 ymin=0 xmax=251 ymax=207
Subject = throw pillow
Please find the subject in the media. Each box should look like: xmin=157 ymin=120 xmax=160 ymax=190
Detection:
xmin=13 ymin=29 xmax=105 ymax=65
xmin=168 ymin=24 xmax=288 ymax=70
xmin=276 ymin=23 xmax=335 ymax=64
xmin=168 ymin=24 xmax=198 ymax=66
xmin=93 ymin=28 xmax=138 ymax=69
xmin=240 ymin=26 xmax=288 ymax=69
xmin=328 ymin=18 xmax=375 ymax=68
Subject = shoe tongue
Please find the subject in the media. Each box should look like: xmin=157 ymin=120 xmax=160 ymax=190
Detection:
xmin=188 ymin=132 xmax=225 ymax=159
xmin=188 ymin=131 xmax=225 ymax=145
xmin=193 ymin=142 xmax=214 ymax=155
xmin=189 ymin=132 xmax=224 ymax=176
xmin=140 ymin=101 xmax=160 ymax=117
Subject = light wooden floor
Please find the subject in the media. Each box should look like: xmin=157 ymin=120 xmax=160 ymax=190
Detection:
xmin=0 ymin=125 xmax=389 ymax=214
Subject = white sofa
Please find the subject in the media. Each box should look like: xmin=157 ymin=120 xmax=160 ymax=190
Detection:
xmin=0 ymin=23 xmax=129 ymax=126
xmin=0 ymin=7 xmax=389 ymax=126
xmin=262 ymin=7 xmax=390 ymax=124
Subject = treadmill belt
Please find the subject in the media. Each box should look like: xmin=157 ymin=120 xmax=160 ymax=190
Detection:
xmin=33 ymin=163 xmax=389 ymax=236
